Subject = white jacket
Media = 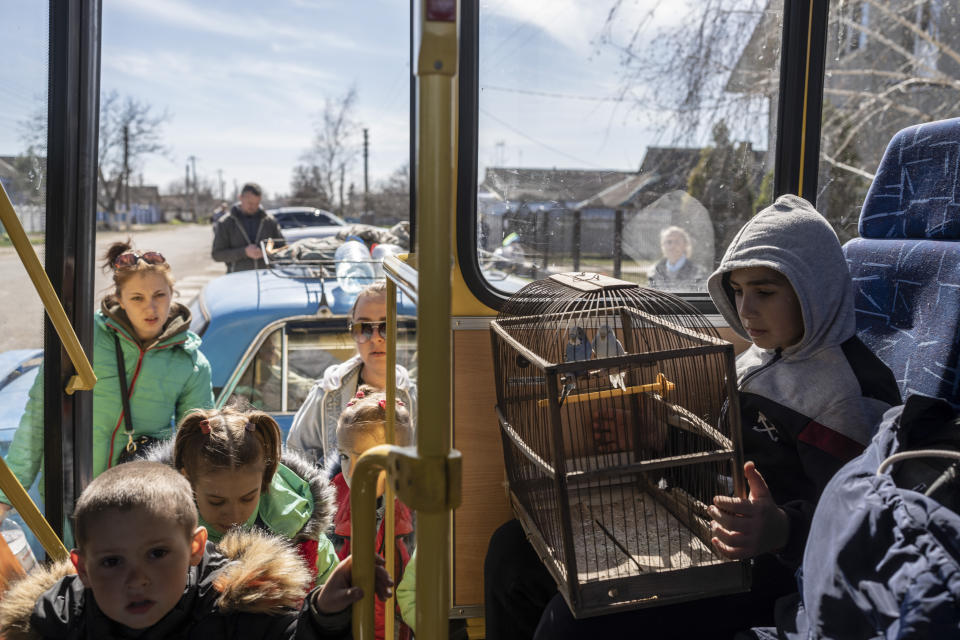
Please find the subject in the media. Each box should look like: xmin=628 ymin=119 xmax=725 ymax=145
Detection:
xmin=285 ymin=354 xmax=417 ymax=464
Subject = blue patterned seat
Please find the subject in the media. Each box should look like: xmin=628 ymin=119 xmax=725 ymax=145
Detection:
xmin=843 ymin=117 xmax=960 ymax=406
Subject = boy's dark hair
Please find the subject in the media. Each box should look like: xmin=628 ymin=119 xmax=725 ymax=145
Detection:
xmin=240 ymin=182 xmax=262 ymax=197
xmin=175 ymin=406 xmax=283 ymax=492
xmin=73 ymin=461 xmax=197 ymax=547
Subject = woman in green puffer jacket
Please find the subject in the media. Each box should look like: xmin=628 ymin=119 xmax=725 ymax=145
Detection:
xmin=0 ymin=240 xmax=214 ymax=516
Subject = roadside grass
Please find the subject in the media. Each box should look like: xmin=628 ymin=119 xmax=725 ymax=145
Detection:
xmin=0 ymin=232 xmax=45 ymax=247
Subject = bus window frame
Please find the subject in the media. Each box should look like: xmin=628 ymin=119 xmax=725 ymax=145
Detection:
xmin=41 ymin=0 xmax=100 ymax=545
xmin=455 ymin=0 xmax=831 ymax=315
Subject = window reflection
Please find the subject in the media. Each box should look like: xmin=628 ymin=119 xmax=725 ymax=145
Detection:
xmin=476 ymin=1 xmax=782 ymax=293
xmin=819 ymin=0 xmax=959 ymax=242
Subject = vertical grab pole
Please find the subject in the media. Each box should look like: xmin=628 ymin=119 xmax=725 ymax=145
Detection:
xmin=384 ymin=281 xmax=398 ymax=640
xmin=351 ymin=447 xmax=393 ymax=640
xmin=417 ymin=2 xmax=457 ymax=639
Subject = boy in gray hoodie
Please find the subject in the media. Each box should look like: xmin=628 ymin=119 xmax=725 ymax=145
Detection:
xmin=488 ymin=195 xmax=901 ymax=640
xmin=704 ymin=194 xmax=900 ymax=570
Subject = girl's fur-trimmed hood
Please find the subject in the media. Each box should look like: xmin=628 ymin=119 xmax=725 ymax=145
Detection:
xmin=145 ymin=439 xmax=336 ymax=541
xmin=0 ymin=529 xmax=311 ymax=639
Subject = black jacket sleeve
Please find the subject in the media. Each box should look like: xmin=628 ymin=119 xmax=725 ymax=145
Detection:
xmin=292 ymin=593 xmax=352 ymax=640
xmin=212 ymin=217 xmax=251 ymax=264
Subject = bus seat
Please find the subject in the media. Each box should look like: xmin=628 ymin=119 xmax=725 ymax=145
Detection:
xmin=842 ymin=117 xmax=960 ymax=405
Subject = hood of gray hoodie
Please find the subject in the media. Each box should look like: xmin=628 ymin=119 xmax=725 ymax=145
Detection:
xmin=707 ymin=194 xmax=856 ymax=361
xmin=706 ymin=195 xmax=890 ymax=445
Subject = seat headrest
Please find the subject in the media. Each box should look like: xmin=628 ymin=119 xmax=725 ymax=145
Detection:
xmin=859 ymin=117 xmax=960 ymax=240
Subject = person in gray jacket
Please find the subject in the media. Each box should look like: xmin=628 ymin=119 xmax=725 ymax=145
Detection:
xmin=211 ymin=182 xmax=285 ymax=272
xmin=286 ymin=281 xmax=417 ymax=465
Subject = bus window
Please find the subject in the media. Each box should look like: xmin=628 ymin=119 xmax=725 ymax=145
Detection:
xmin=474 ymin=1 xmax=782 ymax=295
xmin=0 ymin=3 xmax=50 ymax=559
xmin=817 ymin=0 xmax=959 ymax=242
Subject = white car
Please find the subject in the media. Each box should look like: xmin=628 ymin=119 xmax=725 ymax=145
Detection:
xmin=268 ymin=207 xmax=347 ymax=242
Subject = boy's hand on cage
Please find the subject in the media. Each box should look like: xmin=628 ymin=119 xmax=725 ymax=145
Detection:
xmin=707 ymin=461 xmax=789 ymax=560
xmin=313 ymin=554 xmax=394 ymax=614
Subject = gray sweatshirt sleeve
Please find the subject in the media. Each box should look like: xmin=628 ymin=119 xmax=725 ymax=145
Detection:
xmin=286 ymin=383 xmax=325 ymax=463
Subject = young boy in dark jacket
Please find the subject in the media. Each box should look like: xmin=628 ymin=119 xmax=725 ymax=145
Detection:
xmin=0 ymin=461 xmax=391 ymax=640
xmin=486 ymin=195 xmax=901 ymax=640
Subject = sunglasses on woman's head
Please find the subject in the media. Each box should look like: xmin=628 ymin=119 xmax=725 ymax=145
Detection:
xmin=114 ymin=251 xmax=166 ymax=269
xmin=350 ymin=321 xmax=388 ymax=343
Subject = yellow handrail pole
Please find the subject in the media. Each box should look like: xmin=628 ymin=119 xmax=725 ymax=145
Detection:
xmin=351 ymin=444 xmax=462 ymax=640
xmin=0 ymin=183 xmax=96 ymax=394
xmin=351 ymin=445 xmax=393 ymax=640
xmin=384 ymin=280 xmax=397 ymax=640
xmin=416 ymin=1 xmax=458 ymax=639
xmin=0 ymin=458 xmax=69 ymax=561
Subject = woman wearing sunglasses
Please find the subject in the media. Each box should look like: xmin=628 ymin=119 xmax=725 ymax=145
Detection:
xmin=0 ymin=241 xmax=214 ymax=522
xmin=286 ymin=280 xmax=417 ymax=465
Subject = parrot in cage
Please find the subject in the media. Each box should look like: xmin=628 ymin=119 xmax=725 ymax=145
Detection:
xmin=593 ymin=325 xmax=627 ymax=391
xmin=565 ymin=326 xmax=593 ymax=362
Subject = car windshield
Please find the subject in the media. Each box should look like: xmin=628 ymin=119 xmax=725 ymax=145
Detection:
xmin=273 ymin=210 xmax=345 ymax=229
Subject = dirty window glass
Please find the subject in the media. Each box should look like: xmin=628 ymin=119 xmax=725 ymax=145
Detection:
xmin=817 ymin=0 xmax=959 ymax=242
xmin=0 ymin=2 xmax=50 ymax=562
xmin=476 ymin=1 xmax=782 ymax=294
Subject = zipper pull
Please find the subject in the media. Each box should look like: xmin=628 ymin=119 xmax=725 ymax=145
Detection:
xmin=126 ymin=433 xmax=136 ymax=453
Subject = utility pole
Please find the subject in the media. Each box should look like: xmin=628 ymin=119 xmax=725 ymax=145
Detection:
xmin=339 ymin=164 xmax=345 ymax=217
xmin=363 ymin=128 xmax=369 ymax=223
xmin=188 ymin=155 xmax=198 ymax=221
xmin=122 ymin=124 xmax=130 ymax=229
xmin=217 ymin=169 xmax=224 ymax=201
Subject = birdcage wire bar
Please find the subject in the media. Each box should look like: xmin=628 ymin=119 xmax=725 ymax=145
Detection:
xmin=492 ymin=273 xmax=749 ymax=618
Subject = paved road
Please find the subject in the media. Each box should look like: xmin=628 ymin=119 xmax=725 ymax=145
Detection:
xmin=0 ymin=223 xmax=226 ymax=352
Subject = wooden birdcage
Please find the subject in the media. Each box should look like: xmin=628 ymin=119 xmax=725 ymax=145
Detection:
xmin=491 ymin=272 xmax=750 ymax=618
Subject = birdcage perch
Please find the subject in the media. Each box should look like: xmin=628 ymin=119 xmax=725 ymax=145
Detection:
xmin=537 ymin=372 xmax=676 ymax=408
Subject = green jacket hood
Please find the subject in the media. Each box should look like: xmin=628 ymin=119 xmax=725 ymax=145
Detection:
xmin=146 ymin=441 xmax=336 ymax=543
xmin=99 ymin=299 xmax=199 ymax=352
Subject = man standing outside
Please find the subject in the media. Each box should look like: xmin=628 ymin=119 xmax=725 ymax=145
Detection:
xmin=211 ymin=182 xmax=285 ymax=272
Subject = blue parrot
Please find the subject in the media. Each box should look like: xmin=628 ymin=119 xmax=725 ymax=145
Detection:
xmin=565 ymin=325 xmax=593 ymax=362
xmin=593 ymin=325 xmax=627 ymax=390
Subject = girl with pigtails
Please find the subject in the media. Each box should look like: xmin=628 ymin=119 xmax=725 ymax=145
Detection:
xmin=149 ymin=406 xmax=340 ymax=585
xmin=0 ymin=240 xmax=213 ymax=522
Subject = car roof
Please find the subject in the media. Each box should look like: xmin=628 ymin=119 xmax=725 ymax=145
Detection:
xmin=199 ymin=268 xmax=415 ymax=388
xmin=269 ymin=206 xmax=342 ymax=217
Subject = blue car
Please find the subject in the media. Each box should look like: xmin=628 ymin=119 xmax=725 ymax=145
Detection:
xmin=0 ymin=349 xmax=44 ymax=462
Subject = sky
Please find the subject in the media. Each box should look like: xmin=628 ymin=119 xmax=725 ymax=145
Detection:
xmin=0 ymin=1 xmax=770 ymax=202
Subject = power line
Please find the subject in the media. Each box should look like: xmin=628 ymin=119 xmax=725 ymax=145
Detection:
xmin=478 ymin=107 xmax=607 ymax=169
xmin=482 ymin=85 xmax=625 ymax=103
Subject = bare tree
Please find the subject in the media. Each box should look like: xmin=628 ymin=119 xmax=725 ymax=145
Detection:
xmin=97 ymin=91 xmax=170 ymax=227
xmin=366 ymin=163 xmax=410 ymax=224
xmin=289 ymin=164 xmax=332 ymax=208
xmin=597 ymin=0 xmax=770 ymax=146
xmin=296 ymin=87 xmax=359 ymax=215
xmin=600 ymin=0 xmax=960 ymax=237
xmin=16 ymin=92 xmax=170 ymax=228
